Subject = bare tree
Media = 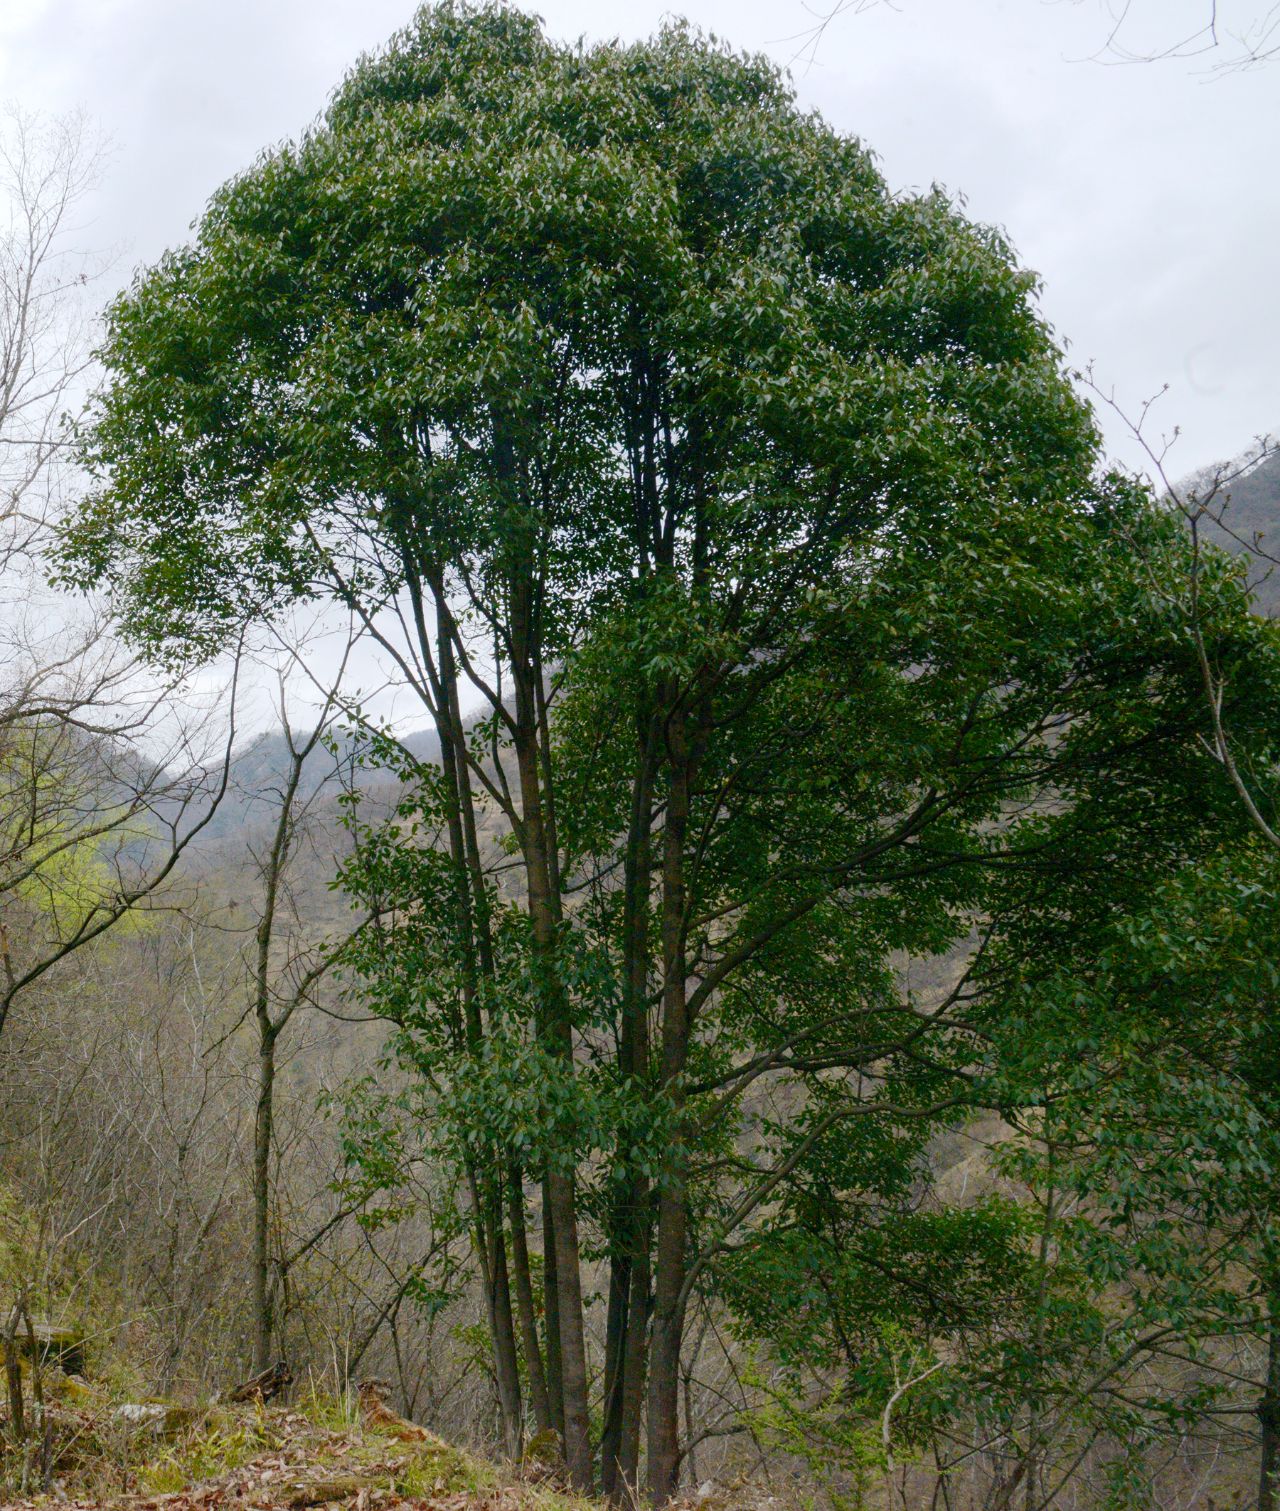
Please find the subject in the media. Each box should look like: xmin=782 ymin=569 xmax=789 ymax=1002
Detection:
xmin=0 ymin=106 xmax=241 ymax=1042
xmin=0 ymin=105 xmax=102 ymax=559
xmin=795 ymin=1 xmax=1280 ymax=71
xmin=1071 ymin=0 xmax=1280 ymax=69
xmin=239 ymin=642 xmax=382 ymax=1375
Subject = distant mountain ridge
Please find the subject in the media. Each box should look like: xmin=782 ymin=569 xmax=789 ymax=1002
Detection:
xmin=1189 ymin=443 xmax=1280 ymax=617
xmin=193 ymin=722 xmax=442 ymax=846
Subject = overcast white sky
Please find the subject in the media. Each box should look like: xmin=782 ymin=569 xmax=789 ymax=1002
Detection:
xmin=1 ymin=0 xmax=1276 ymax=478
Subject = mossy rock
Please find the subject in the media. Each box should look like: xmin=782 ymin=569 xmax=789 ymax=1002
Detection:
xmin=112 ymin=1401 xmax=196 ymax=1439
xmin=20 ymin=1320 xmax=86 ymax=1374
xmin=50 ymin=1370 xmax=96 ymax=1404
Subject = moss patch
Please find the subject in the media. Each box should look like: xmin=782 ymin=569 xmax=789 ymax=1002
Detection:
xmin=134 ymin=1407 xmax=279 ymax=1492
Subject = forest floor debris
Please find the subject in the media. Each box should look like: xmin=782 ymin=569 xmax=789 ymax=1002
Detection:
xmin=1 ymin=1392 xmax=606 ymax=1511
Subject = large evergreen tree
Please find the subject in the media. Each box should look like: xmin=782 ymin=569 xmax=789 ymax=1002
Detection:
xmin=58 ymin=5 xmax=1266 ymax=1499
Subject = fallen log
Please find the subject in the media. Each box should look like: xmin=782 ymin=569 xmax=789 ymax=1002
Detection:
xmin=225 ymin=1359 xmax=293 ymax=1403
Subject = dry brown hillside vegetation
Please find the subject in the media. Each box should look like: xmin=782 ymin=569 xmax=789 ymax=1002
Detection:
xmin=0 ymin=1384 xmax=621 ymax=1511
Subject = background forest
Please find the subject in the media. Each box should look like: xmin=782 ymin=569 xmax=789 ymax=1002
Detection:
xmin=2 ymin=6 xmax=1280 ymax=1509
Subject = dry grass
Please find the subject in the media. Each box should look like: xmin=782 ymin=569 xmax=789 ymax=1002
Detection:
xmin=2 ymin=1387 xmax=614 ymax=1511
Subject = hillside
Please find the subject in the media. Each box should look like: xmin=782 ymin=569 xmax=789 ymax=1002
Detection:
xmin=1194 ymin=444 xmax=1280 ymax=615
xmin=3 ymin=1390 xmax=606 ymax=1511
xmin=192 ymin=725 xmax=442 ymax=847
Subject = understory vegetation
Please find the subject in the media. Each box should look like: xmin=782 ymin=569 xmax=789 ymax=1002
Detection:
xmin=2 ymin=5 xmax=1279 ymax=1508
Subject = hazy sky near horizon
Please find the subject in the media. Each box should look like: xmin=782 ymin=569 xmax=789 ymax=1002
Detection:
xmin=1 ymin=0 xmax=1275 ymax=475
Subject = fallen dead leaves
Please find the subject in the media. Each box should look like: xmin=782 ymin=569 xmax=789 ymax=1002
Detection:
xmin=1 ymin=1401 xmax=543 ymax=1511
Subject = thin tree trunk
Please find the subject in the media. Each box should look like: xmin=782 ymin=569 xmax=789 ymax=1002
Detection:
xmin=547 ymin=1142 xmax=592 ymax=1486
xmin=545 ymin=1164 xmax=591 ymax=1489
xmin=603 ymin=724 xmax=657 ymax=1502
xmin=600 ymin=1212 xmax=634 ymax=1499
xmin=542 ymin=1179 xmax=565 ymax=1441
xmin=647 ymin=1188 xmax=688 ymax=1505
xmin=509 ymin=534 xmax=592 ymax=1491
xmin=617 ymin=1194 xmax=652 ymax=1497
xmin=3 ymin=1303 xmax=24 ymax=1447
xmin=646 ymin=707 xmax=698 ymax=1506
xmin=435 ymin=579 xmax=498 ymax=986
xmin=20 ymin=1303 xmax=49 ymax=1492
xmin=250 ymin=1025 xmax=276 ymax=1375
xmin=1260 ymin=1279 xmax=1280 ymax=1511
xmin=488 ymin=1191 xmax=524 ymax=1457
xmin=249 ymin=737 xmax=308 ymax=1374
xmin=1024 ymin=1151 xmax=1057 ymax=1511
xmin=465 ymin=1161 xmax=523 ymax=1457
xmin=516 ymin=768 xmax=590 ymax=1485
xmin=507 ymin=1162 xmax=553 ymax=1434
